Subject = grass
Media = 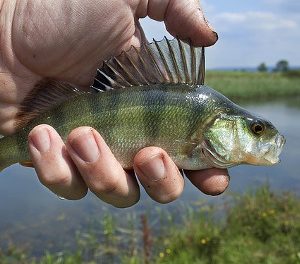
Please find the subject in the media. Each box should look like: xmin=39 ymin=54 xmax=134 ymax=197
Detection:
xmin=205 ymin=71 xmax=300 ymax=100
xmin=1 ymin=186 xmax=300 ymax=264
xmin=155 ymin=186 xmax=300 ymax=264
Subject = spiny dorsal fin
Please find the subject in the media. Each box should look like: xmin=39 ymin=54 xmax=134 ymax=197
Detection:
xmin=92 ymin=37 xmax=205 ymax=91
xmin=15 ymin=78 xmax=85 ymax=130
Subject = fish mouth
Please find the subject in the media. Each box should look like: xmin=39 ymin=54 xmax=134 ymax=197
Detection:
xmin=201 ymin=140 xmax=234 ymax=169
xmin=263 ymin=134 xmax=285 ymax=164
xmin=202 ymin=134 xmax=286 ymax=167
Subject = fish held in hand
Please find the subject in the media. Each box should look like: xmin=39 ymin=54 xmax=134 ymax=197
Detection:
xmin=0 ymin=38 xmax=285 ymax=172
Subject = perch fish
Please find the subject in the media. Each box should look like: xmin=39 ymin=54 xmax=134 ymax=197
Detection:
xmin=0 ymin=38 xmax=285 ymax=171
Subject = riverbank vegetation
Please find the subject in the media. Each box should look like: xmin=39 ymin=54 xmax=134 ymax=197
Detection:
xmin=206 ymin=71 xmax=300 ymax=100
xmin=1 ymin=186 xmax=300 ymax=264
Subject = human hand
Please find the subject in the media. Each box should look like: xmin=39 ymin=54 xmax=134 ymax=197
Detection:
xmin=0 ymin=0 xmax=229 ymax=207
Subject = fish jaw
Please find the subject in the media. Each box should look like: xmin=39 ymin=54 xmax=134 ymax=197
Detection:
xmin=260 ymin=134 xmax=285 ymax=165
xmin=240 ymin=133 xmax=285 ymax=166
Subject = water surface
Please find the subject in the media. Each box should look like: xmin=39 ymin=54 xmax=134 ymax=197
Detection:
xmin=0 ymin=98 xmax=299 ymax=255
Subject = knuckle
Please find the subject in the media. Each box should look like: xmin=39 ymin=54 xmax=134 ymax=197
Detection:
xmin=36 ymin=162 xmax=72 ymax=187
xmin=87 ymin=173 xmax=119 ymax=195
xmin=38 ymin=171 xmax=70 ymax=187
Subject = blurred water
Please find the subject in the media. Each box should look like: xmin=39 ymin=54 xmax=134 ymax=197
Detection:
xmin=0 ymin=98 xmax=299 ymax=255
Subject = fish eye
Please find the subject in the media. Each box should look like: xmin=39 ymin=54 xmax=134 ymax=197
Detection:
xmin=250 ymin=120 xmax=265 ymax=135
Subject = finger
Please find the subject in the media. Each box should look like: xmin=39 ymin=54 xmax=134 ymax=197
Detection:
xmin=123 ymin=19 xmax=148 ymax=52
xmin=185 ymin=169 xmax=230 ymax=196
xmin=134 ymin=147 xmax=184 ymax=204
xmin=28 ymin=124 xmax=88 ymax=200
xmin=146 ymin=0 xmax=218 ymax=46
xmin=66 ymin=127 xmax=140 ymax=208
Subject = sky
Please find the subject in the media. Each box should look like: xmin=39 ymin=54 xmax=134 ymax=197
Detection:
xmin=140 ymin=0 xmax=300 ymax=69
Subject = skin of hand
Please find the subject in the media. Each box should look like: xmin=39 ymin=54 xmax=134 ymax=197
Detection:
xmin=0 ymin=0 xmax=229 ymax=207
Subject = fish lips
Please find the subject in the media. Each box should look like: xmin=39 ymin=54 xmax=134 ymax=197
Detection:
xmin=264 ymin=134 xmax=286 ymax=165
xmin=202 ymin=133 xmax=286 ymax=168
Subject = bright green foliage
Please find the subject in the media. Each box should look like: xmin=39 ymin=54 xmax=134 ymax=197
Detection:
xmin=206 ymin=71 xmax=300 ymax=100
xmin=156 ymin=186 xmax=300 ymax=264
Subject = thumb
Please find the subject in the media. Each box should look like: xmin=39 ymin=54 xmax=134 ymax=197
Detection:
xmin=145 ymin=0 xmax=218 ymax=46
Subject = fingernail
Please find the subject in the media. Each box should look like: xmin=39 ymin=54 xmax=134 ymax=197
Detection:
xmin=213 ymin=31 xmax=219 ymax=41
xmin=29 ymin=127 xmax=50 ymax=153
xmin=138 ymin=155 xmax=166 ymax=181
xmin=70 ymin=130 xmax=100 ymax=162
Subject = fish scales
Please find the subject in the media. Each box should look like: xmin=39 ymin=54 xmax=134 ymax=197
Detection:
xmin=0 ymin=37 xmax=285 ymax=172
xmin=0 ymin=84 xmax=211 ymax=169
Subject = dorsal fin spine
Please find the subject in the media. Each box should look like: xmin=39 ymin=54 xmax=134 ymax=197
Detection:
xmin=100 ymin=83 xmax=113 ymax=91
xmin=166 ymin=37 xmax=181 ymax=83
xmin=191 ymin=45 xmax=196 ymax=84
xmin=144 ymin=43 xmax=165 ymax=83
xmin=90 ymin=85 xmax=104 ymax=92
xmin=96 ymin=69 xmax=125 ymax=89
xmin=198 ymin=47 xmax=205 ymax=85
xmin=114 ymin=57 xmax=138 ymax=86
xmin=153 ymin=39 xmax=173 ymax=83
xmin=132 ymin=46 xmax=150 ymax=80
xmin=92 ymin=37 xmax=206 ymax=92
xmin=105 ymin=61 xmax=132 ymax=87
xmin=124 ymin=51 xmax=149 ymax=85
xmin=132 ymin=46 xmax=153 ymax=84
xmin=177 ymin=39 xmax=190 ymax=84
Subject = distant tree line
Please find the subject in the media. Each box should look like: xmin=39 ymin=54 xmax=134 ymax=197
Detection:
xmin=257 ymin=60 xmax=289 ymax=72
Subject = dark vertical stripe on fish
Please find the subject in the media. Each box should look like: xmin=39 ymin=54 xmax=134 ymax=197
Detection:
xmin=105 ymin=90 xmax=122 ymax=140
xmin=87 ymin=94 xmax=100 ymax=125
xmin=15 ymin=129 xmax=25 ymax=160
xmin=185 ymin=91 xmax=208 ymax=143
xmin=51 ymin=106 xmax=66 ymax=135
xmin=142 ymin=87 xmax=167 ymax=141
